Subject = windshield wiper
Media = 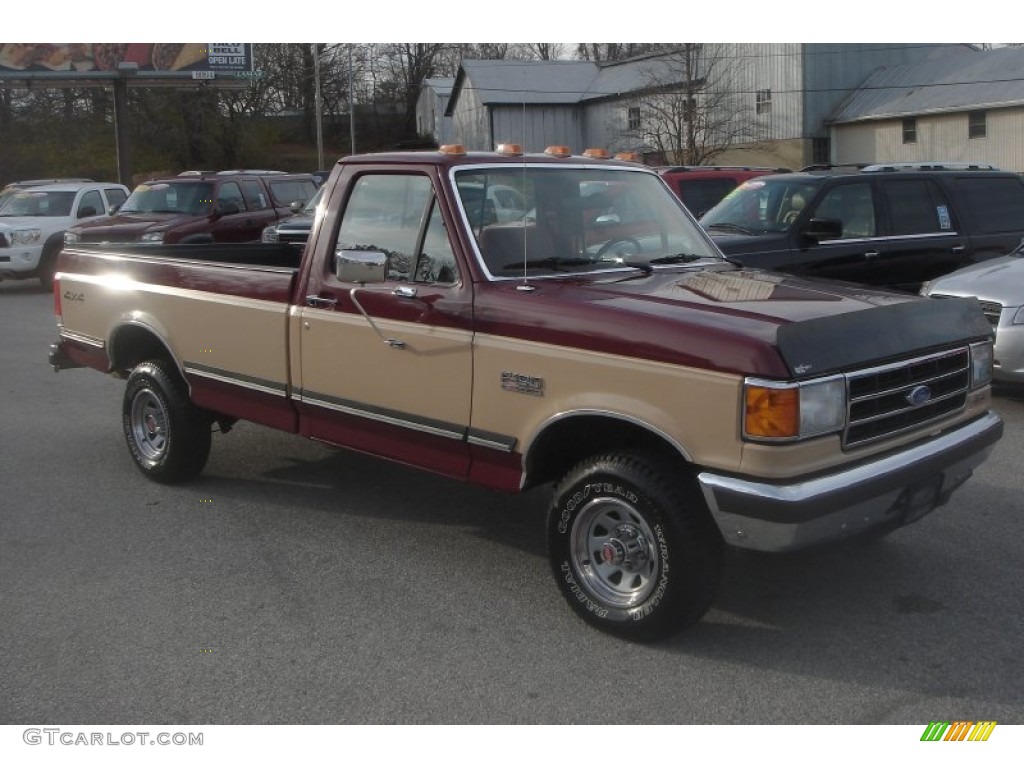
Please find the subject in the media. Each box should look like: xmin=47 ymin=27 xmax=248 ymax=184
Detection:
xmin=705 ymin=222 xmax=755 ymax=235
xmin=619 ymin=253 xmax=716 ymax=274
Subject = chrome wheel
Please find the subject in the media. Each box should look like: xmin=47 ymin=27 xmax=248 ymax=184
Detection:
xmin=130 ymin=387 xmax=168 ymax=462
xmin=569 ymin=496 xmax=659 ymax=609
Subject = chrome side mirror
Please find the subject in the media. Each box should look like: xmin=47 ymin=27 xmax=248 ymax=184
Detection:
xmin=335 ymin=249 xmax=387 ymax=283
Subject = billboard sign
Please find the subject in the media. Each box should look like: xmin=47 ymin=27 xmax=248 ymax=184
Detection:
xmin=0 ymin=43 xmax=254 ymax=75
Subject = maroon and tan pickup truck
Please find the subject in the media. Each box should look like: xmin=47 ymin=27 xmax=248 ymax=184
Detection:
xmin=48 ymin=145 xmax=1004 ymax=641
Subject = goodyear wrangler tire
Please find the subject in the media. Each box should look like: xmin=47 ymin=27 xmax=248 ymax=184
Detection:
xmin=123 ymin=360 xmax=211 ymax=484
xmin=547 ymin=453 xmax=723 ymax=641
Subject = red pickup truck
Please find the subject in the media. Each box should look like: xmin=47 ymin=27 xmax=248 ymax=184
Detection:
xmin=49 ymin=145 xmax=1003 ymax=641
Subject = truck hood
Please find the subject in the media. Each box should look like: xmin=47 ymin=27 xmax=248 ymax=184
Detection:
xmin=488 ymin=265 xmax=992 ymax=379
xmin=925 ymin=255 xmax=1024 ymax=307
xmin=0 ymin=215 xmax=64 ymax=234
xmin=69 ymin=213 xmax=197 ymax=239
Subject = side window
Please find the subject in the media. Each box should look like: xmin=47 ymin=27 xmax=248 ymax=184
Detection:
xmin=239 ymin=180 xmax=269 ymax=211
xmin=216 ymin=181 xmax=246 ymax=213
xmin=268 ymin=179 xmax=317 ymax=208
xmin=415 ymin=199 xmax=459 ymax=284
xmin=952 ymin=177 xmax=1024 ymax=235
xmin=882 ymin=179 xmax=953 ymax=235
xmin=76 ymin=190 xmax=103 ymax=218
xmin=810 ymin=182 xmax=876 ymax=239
xmin=103 ymin=187 xmax=127 ymax=211
xmin=337 ymin=174 xmax=433 ymax=283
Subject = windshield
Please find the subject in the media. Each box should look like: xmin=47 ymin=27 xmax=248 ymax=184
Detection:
xmin=118 ymin=181 xmax=214 ymax=215
xmin=0 ymin=190 xmax=76 ymax=217
xmin=455 ymin=166 xmax=720 ymax=278
xmin=700 ymin=177 xmax=821 ymax=234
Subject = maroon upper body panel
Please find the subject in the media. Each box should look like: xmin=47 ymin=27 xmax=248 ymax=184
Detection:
xmin=58 ymin=245 xmax=297 ymax=303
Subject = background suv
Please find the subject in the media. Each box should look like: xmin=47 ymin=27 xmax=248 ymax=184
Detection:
xmin=0 ymin=180 xmax=129 ymax=289
xmin=657 ymin=165 xmax=789 ymax=217
xmin=700 ymin=162 xmax=1024 ymax=292
xmin=65 ymin=170 xmax=317 ymax=246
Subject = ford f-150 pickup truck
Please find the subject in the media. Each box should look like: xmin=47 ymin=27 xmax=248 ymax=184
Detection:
xmin=48 ymin=144 xmax=1004 ymax=641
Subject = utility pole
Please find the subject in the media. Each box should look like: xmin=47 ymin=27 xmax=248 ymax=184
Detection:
xmin=348 ymin=44 xmax=356 ymax=155
xmin=313 ymin=44 xmax=324 ymax=171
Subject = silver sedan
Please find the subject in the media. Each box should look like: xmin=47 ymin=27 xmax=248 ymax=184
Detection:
xmin=922 ymin=254 xmax=1024 ymax=384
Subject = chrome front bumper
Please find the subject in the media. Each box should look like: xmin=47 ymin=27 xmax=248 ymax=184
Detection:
xmin=697 ymin=412 xmax=1003 ymax=552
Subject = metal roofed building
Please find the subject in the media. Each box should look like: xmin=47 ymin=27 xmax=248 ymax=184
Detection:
xmin=444 ymin=45 xmax=976 ymax=169
xmin=828 ymin=47 xmax=1024 ymax=172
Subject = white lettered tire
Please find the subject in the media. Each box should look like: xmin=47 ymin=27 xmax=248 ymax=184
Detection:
xmin=547 ymin=452 xmax=723 ymax=641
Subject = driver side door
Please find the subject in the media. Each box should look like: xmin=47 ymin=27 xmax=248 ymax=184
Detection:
xmin=295 ymin=170 xmax=474 ymax=478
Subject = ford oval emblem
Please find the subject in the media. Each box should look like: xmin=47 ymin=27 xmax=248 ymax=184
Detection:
xmin=907 ymin=385 xmax=932 ymax=407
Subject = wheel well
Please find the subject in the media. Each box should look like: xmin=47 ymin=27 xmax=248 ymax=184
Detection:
xmin=43 ymin=232 xmax=65 ymax=256
xmin=109 ymin=324 xmax=179 ymax=378
xmin=524 ymin=414 xmax=690 ymax=489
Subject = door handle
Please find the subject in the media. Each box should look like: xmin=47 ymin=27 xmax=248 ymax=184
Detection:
xmin=951 ymin=245 xmax=966 ymax=254
xmin=305 ymin=295 xmax=337 ymax=309
xmin=864 ymin=250 xmax=880 ymax=259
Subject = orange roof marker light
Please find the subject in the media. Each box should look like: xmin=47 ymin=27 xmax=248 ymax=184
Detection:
xmin=615 ymin=152 xmax=641 ymax=163
xmin=583 ymin=148 xmax=611 ymax=159
xmin=496 ymin=143 xmax=523 ymax=155
xmin=544 ymin=145 xmax=572 ymax=158
xmin=438 ymin=144 xmax=466 ymax=156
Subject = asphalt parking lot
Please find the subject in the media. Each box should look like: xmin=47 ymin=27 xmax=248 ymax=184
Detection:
xmin=1 ymin=277 xmax=1022 ymax=726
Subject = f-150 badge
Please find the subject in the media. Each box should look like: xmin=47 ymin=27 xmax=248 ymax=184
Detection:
xmin=501 ymin=371 xmax=544 ymax=397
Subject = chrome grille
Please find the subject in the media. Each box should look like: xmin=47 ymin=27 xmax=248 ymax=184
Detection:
xmin=977 ymin=300 xmax=1003 ymax=327
xmin=844 ymin=347 xmax=970 ymax=448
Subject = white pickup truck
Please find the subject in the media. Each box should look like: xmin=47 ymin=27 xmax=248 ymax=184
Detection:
xmin=0 ymin=180 xmax=129 ymax=289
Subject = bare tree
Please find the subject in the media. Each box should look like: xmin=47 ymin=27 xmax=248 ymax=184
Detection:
xmin=525 ymin=43 xmax=567 ymax=61
xmin=621 ymin=44 xmax=756 ymax=165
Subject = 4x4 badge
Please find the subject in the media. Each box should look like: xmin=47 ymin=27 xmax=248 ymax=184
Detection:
xmin=501 ymin=371 xmax=544 ymax=397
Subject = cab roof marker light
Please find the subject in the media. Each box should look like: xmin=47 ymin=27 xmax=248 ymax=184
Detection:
xmin=544 ymin=145 xmax=572 ymax=158
xmin=438 ymin=144 xmax=466 ymax=156
xmin=583 ymin=148 xmax=611 ymax=159
xmin=615 ymin=152 xmax=641 ymax=162
xmin=496 ymin=143 xmax=523 ymax=156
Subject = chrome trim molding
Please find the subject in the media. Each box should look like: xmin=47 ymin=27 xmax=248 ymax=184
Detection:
xmin=296 ymin=388 xmax=467 ymax=441
xmin=59 ymin=329 xmax=106 ymax=349
xmin=467 ymin=429 xmax=518 ymax=452
xmin=183 ymin=362 xmax=288 ymax=397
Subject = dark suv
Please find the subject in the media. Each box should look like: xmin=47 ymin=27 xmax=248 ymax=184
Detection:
xmin=64 ymin=170 xmax=317 ymax=245
xmin=657 ymin=165 xmax=789 ymax=217
xmin=700 ymin=163 xmax=1024 ymax=292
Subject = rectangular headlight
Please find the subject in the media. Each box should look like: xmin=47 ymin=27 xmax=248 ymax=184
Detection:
xmin=744 ymin=376 xmax=846 ymax=441
xmin=12 ymin=228 xmax=41 ymax=245
xmin=970 ymin=341 xmax=993 ymax=388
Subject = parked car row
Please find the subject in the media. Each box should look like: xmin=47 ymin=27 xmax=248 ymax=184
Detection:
xmin=64 ymin=170 xmax=317 ymax=247
xmin=698 ymin=162 xmax=1024 ymax=293
xmin=1 ymin=170 xmax=318 ymax=289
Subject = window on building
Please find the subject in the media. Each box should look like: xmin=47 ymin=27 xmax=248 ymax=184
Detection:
xmin=902 ymin=117 xmax=917 ymax=144
xmin=755 ymin=89 xmax=772 ymax=115
xmin=627 ymin=106 xmax=641 ymax=131
xmin=969 ymin=110 xmax=987 ymax=139
xmin=812 ymin=137 xmax=831 ymax=165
